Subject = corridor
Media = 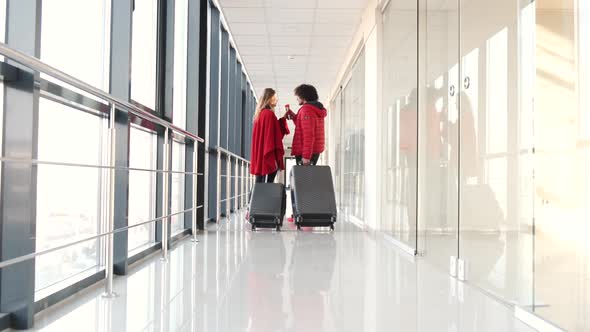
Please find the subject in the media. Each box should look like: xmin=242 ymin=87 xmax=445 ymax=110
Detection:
xmin=20 ymin=215 xmax=535 ymax=332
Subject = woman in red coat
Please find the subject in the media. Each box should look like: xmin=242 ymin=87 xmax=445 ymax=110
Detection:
xmin=250 ymin=88 xmax=289 ymax=183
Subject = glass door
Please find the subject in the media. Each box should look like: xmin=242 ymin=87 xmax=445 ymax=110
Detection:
xmin=381 ymin=0 xmax=419 ymax=250
xmin=417 ymin=0 xmax=460 ymax=273
xmin=458 ymin=0 xmax=534 ymax=306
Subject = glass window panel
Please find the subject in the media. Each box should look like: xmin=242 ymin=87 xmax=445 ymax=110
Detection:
xmin=0 ymin=0 xmax=6 ymax=192
xmin=131 ymin=0 xmax=158 ymax=109
xmin=128 ymin=126 xmax=157 ymax=255
xmin=40 ymin=0 xmax=110 ymax=91
xmin=171 ymin=141 xmax=185 ymax=236
xmin=173 ymin=0 xmax=188 ymax=129
xmin=35 ymin=98 xmax=106 ymax=298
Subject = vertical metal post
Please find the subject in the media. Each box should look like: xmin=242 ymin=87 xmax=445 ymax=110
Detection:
xmin=104 ymin=103 xmax=118 ymax=298
xmin=241 ymin=161 xmax=245 ymax=208
xmin=191 ymin=146 xmax=199 ymax=243
xmin=246 ymin=164 xmax=249 ymax=203
xmin=161 ymin=129 xmax=171 ymax=260
xmin=216 ymin=150 xmax=222 ymax=223
xmin=248 ymin=165 xmax=251 ymax=198
xmin=234 ymin=158 xmax=239 ymax=210
xmin=226 ymin=155 xmax=231 ymax=220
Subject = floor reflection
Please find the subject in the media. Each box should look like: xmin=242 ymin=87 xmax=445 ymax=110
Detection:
xmin=22 ymin=213 xmax=536 ymax=332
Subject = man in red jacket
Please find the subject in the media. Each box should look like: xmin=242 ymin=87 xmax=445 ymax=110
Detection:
xmin=287 ymin=84 xmax=327 ymax=165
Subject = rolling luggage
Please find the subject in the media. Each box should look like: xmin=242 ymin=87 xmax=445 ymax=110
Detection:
xmin=248 ymin=183 xmax=286 ymax=231
xmin=290 ymin=165 xmax=337 ymax=230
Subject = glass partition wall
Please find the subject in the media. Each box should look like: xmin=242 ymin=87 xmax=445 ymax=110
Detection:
xmin=381 ymin=0 xmax=590 ymax=330
xmin=330 ymin=51 xmax=366 ymax=227
xmin=457 ymin=0 xmax=534 ymax=308
xmin=340 ymin=52 xmax=366 ymax=225
xmin=533 ymin=1 xmax=590 ymax=330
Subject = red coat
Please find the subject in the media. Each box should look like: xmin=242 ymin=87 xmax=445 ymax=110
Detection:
xmin=289 ymin=103 xmax=327 ymax=159
xmin=250 ymin=109 xmax=289 ymax=176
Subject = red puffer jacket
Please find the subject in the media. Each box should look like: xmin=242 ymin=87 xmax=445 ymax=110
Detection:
xmin=289 ymin=102 xmax=327 ymax=159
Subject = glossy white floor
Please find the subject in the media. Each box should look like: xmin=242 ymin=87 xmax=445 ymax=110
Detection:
xmin=16 ymin=213 xmax=538 ymax=332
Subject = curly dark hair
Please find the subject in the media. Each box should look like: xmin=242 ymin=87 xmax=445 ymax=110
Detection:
xmin=294 ymin=84 xmax=319 ymax=102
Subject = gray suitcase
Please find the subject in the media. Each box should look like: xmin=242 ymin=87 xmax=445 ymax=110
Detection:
xmin=290 ymin=166 xmax=337 ymax=230
xmin=249 ymin=183 xmax=285 ymax=231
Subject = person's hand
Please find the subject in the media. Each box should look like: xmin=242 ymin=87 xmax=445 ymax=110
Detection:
xmin=302 ymin=158 xmax=311 ymax=165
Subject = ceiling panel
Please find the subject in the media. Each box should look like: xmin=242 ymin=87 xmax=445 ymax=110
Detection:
xmin=245 ymin=63 xmax=274 ymax=71
xmin=309 ymin=46 xmax=346 ymax=55
xmin=313 ymin=23 xmax=357 ymax=36
xmin=272 ymin=55 xmax=308 ymax=65
xmin=268 ymin=23 xmax=314 ymax=36
xmin=310 ymin=36 xmax=351 ymax=48
xmin=317 ymin=0 xmax=367 ymax=9
xmin=265 ymin=8 xmax=315 ymax=23
xmin=269 ymin=35 xmax=311 ymax=47
xmin=219 ymin=0 xmax=265 ymax=7
xmin=264 ymin=0 xmax=318 ymax=9
xmin=271 ymin=46 xmax=310 ymax=55
xmin=220 ymin=0 xmax=370 ymax=113
xmin=238 ymin=45 xmax=272 ymax=55
xmin=241 ymin=55 xmax=273 ymax=63
xmin=230 ymin=23 xmax=268 ymax=35
xmin=315 ymin=9 xmax=362 ymax=23
xmin=234 ymin=35 xmax=269 ymax=47
xmin=223 ymin=8 xmax=261 ymax=23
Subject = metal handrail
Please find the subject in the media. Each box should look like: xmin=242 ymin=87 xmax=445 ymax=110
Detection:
xmin=0 ymin=42 xmax=204 ymax=144
xmin=214 ymin=146 xmax=253 ymax=224
xmin=0 ymin=206 xmax=203 ymax=270
xmin=0 ymin=157 xmax=204 ymax=176
xmin=216 ymin=146 xmax=250 ymax=163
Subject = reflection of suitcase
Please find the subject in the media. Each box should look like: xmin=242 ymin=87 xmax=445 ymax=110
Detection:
xmin=249 ymin=183 xmax=285 ymax=231
xmin=461 ymin=184 xmax=505 ymax=231
xmin=290 ymin=166 xmax=337 ymax=230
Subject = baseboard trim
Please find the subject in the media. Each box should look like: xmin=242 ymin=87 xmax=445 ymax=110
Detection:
xmin=514 ymin=306 xmax=566 ymax=332
xmin=382 ymin=233 xmax=417 ymax=256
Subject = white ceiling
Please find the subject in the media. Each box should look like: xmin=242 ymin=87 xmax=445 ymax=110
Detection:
xmin=219 ymin=0 xmax=369 ymax=112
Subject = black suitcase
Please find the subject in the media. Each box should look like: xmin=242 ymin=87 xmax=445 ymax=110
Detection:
xmin=290 ymin=165 xmax=337 ymax=230
xmin=248 ymin=183 xmax=286 ymax=231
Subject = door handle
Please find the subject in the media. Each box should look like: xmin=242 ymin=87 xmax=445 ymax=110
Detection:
xmin=464 ymin=77 xmax=471 ymax=89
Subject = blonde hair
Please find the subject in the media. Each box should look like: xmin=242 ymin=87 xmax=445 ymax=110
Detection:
xmin=253 ymin=88 xmax=276 ymax=122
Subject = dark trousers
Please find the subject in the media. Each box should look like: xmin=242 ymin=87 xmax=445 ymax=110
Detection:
xmin=295 ymin=153 xmax=320 ymax=166
xmin=256 ymin=170 xmax=277 ymax=183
